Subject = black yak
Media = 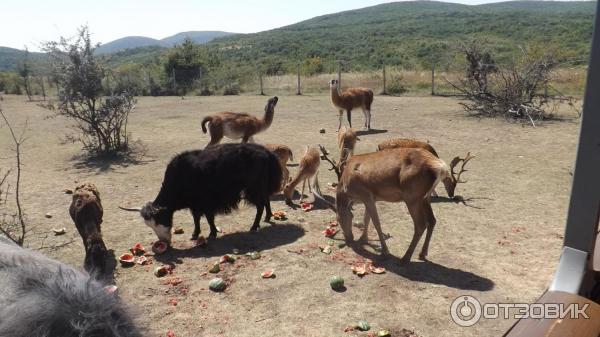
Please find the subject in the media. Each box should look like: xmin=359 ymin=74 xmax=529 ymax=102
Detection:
xmin=0 ymin=236 xmax=141 ymax=337
xmin=69 ymin=182 xmax=108 ymax=276
xmin=120 ymin=143 xmax=283 ymax=243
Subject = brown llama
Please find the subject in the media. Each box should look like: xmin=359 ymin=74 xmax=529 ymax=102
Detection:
xmin=330 ymin=79 xmax=374 ymax=131
xmin=283 ymin=146 xmax=321 ymax=205
xmin=265 ymin=143 xmax=294 ymax=191
xmin=201 ymin=97 xmax=278 ymax=146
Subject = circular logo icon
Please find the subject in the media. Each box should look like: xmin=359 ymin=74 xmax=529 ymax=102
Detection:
xmin=450 ymin=295 xmax=482 ymax=327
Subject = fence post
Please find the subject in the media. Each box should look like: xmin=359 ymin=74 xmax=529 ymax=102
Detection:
xmin=382 ymin=64 xmax=388 ymax=95
xmin=296 ymin=63 xmax=301 ymax=95
xmin=431 ymin=63 xmax=435 ymax=96
xmin=259 ymin=66 xmax=265 ymax=95
xmin=338 ymin=60 xmax=342 ymax=89
xmin=172 ymin=68 xmax=177 ymax=94
xmin=40 ymin=76 xmax=46 ymax=101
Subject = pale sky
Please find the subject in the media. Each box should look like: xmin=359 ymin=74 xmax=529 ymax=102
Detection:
xmin=0 ymin=0 xmax=586 ymax=51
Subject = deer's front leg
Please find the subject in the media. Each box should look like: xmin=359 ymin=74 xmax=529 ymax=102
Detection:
xmin=358 ymin=210 xmax=371 ymax=243
xmin=362 ymin=199 xmax=388 ymax=255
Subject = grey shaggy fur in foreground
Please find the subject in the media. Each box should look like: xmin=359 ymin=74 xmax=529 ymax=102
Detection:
xmin=0 ymin=236 xmax=141 ymax=337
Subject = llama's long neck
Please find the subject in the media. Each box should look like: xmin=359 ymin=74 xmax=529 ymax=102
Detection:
xmin=260 ymin=105 xmax=275 ymax=131
xmin=330 ymin=86 xmax=342 ymax=108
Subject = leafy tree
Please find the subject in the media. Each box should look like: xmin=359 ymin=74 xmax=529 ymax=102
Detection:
xmin=164 ymin=38 xmax=205 ymax=94
xmin=43 ymin=26 xmax=135 ymax=156
xmin=17 ymin=48 xmax=32 ymax=101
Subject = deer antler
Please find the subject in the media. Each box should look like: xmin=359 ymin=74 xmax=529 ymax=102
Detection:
xmin=450 ymin=152 xmax=475 ymax=183
xmin=318 ymin=145 xmax=341 ymax=180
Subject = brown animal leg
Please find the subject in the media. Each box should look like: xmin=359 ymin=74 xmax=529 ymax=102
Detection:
xmin=299 ymin=178 xmax=306 ymax=203
xmin=358 ymin=211 xmax=371 ymax=242
xmin=207 ymin=122 xmax=224 ymax=147
xmin=337 ymin=111 xmax=343 ymax=131
xmin=346 ymin=110 xmax=352 ymax=128
xmin=264 ymin=197 xmax=273 ymax=222
xmin=419 ymin=201 xmax=437 ymax=260
xmin=362 ymin=199 xmax=389 ymax=255
xmin=190 ymin=208 xmax=202 ymax=240
xmin=250 ymin=202 xmax=264 ymax=231
xmin=205 ymin=212 xmax=218 ymax=238
xmin=401 ymin=201 xmax=428 ymax=263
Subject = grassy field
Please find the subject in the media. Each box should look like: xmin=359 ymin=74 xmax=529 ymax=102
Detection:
xmin=0 ymin=94 xmax=581 ymax=337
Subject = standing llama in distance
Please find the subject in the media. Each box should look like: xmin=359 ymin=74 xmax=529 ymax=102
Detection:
xmin=330 ymin=79 xmax=374 ymax=131
xmin=201 ymin=96 xmax=278 ymax=146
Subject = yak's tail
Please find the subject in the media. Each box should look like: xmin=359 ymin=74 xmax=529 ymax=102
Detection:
xmin=201 ymin=116 xmax=212 ymax=133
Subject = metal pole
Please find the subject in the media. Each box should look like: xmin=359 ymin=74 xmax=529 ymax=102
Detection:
xmin=338 ymin=60 xmax=342 ymax=89
xmin=259 ymin=66 xmax=264 ymax=95
xmin=172 ymin=68 xmax=176 ymax=94
xmin=431 ymin=63 xmax=435 ymax=96
xmin=296 ymin=63 xmax=301 ymax=95
xmin=382 ymin=64 xmax=387 ymax=95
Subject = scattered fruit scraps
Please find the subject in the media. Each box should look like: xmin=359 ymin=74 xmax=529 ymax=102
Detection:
xmin=136 ymin=256 xmax=150 ymax=265
xmin=261 ymin=269 xmax=275 ymax=278
xmin=301 ymin=202 xmax=313 ymax=212
xmin=320 ymin=245 xmax=332 ymax=254
xmin=130 ymin=243 xmax=145 ymax=256
xmin=167 ymin=330 xmax=175 ymax=337
xmin=351 ymin=260 xmax=386 ymax=277
xmin=323 ymin=227 xmax=339 ymax=237
xmin=273 ymin=210 xmax=288 ymax=220
xmin=168 ymin=298 xmax=178 ymax=306
xmin=219 ymin=254 xmax=235 ymax=263
xmin=162 ymin=277 xmax=183 ymax=286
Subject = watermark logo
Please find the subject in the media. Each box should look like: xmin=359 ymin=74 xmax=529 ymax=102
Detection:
xmin=450 ymin=295 xmax=590 ymax=326
xmin=450 ymin=295 xmax=482 ymax=327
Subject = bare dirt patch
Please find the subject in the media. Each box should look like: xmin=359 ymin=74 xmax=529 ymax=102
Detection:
xmin=0 ymin=94 xmax=579 ymax=336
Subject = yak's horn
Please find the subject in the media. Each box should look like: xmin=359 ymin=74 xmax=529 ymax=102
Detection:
xmin=118 ymin=205 xmax=142 ymax=212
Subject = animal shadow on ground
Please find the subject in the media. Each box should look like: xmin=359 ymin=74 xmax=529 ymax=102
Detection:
xmin=154 ymin=223 xmax=305 ymax=265
xmin=349 ymin=244 xmax=495 ymax=291
xmin=431 ymin=195 xmax=492 ymax=209
xmin=69 ymin=142 xmax=154 ymax=173
xmin=355 ymin=128 xmax=388 ymax=136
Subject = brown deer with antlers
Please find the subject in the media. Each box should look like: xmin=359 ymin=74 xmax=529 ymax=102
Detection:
xmin=201 ymin=97 xmax=278 ymax=146
xmin=283 ymin=146 xmax=322 ymax=205
xmin=377 ymin=138 xmax=474 ymax=198
xmin=320 ymin=144 xmax=453 ymax=262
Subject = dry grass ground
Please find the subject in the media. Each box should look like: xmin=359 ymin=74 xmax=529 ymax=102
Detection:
xmin=0 ymin=94 xmax=581 ymax=337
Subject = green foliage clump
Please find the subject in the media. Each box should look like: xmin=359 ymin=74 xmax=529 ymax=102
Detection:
xmin=43 ymin=26 xmax=136 ymax=156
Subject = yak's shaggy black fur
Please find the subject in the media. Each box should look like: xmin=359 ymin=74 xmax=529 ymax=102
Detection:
xmin=0 ymin=236 xmax=141 ymax=337
xmin=143 ymin=143 xmax=283 ymax=240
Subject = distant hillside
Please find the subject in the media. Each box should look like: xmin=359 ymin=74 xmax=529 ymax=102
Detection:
xmin=206 ymin=0 xmax=595 ymax=70
xmin=0 ymin=1 xmax=596 ymax=73
xmin=95 ymin=31 xmax=236 ymax=54
xmin=0 ymin=47 xmax=46 ymax=72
